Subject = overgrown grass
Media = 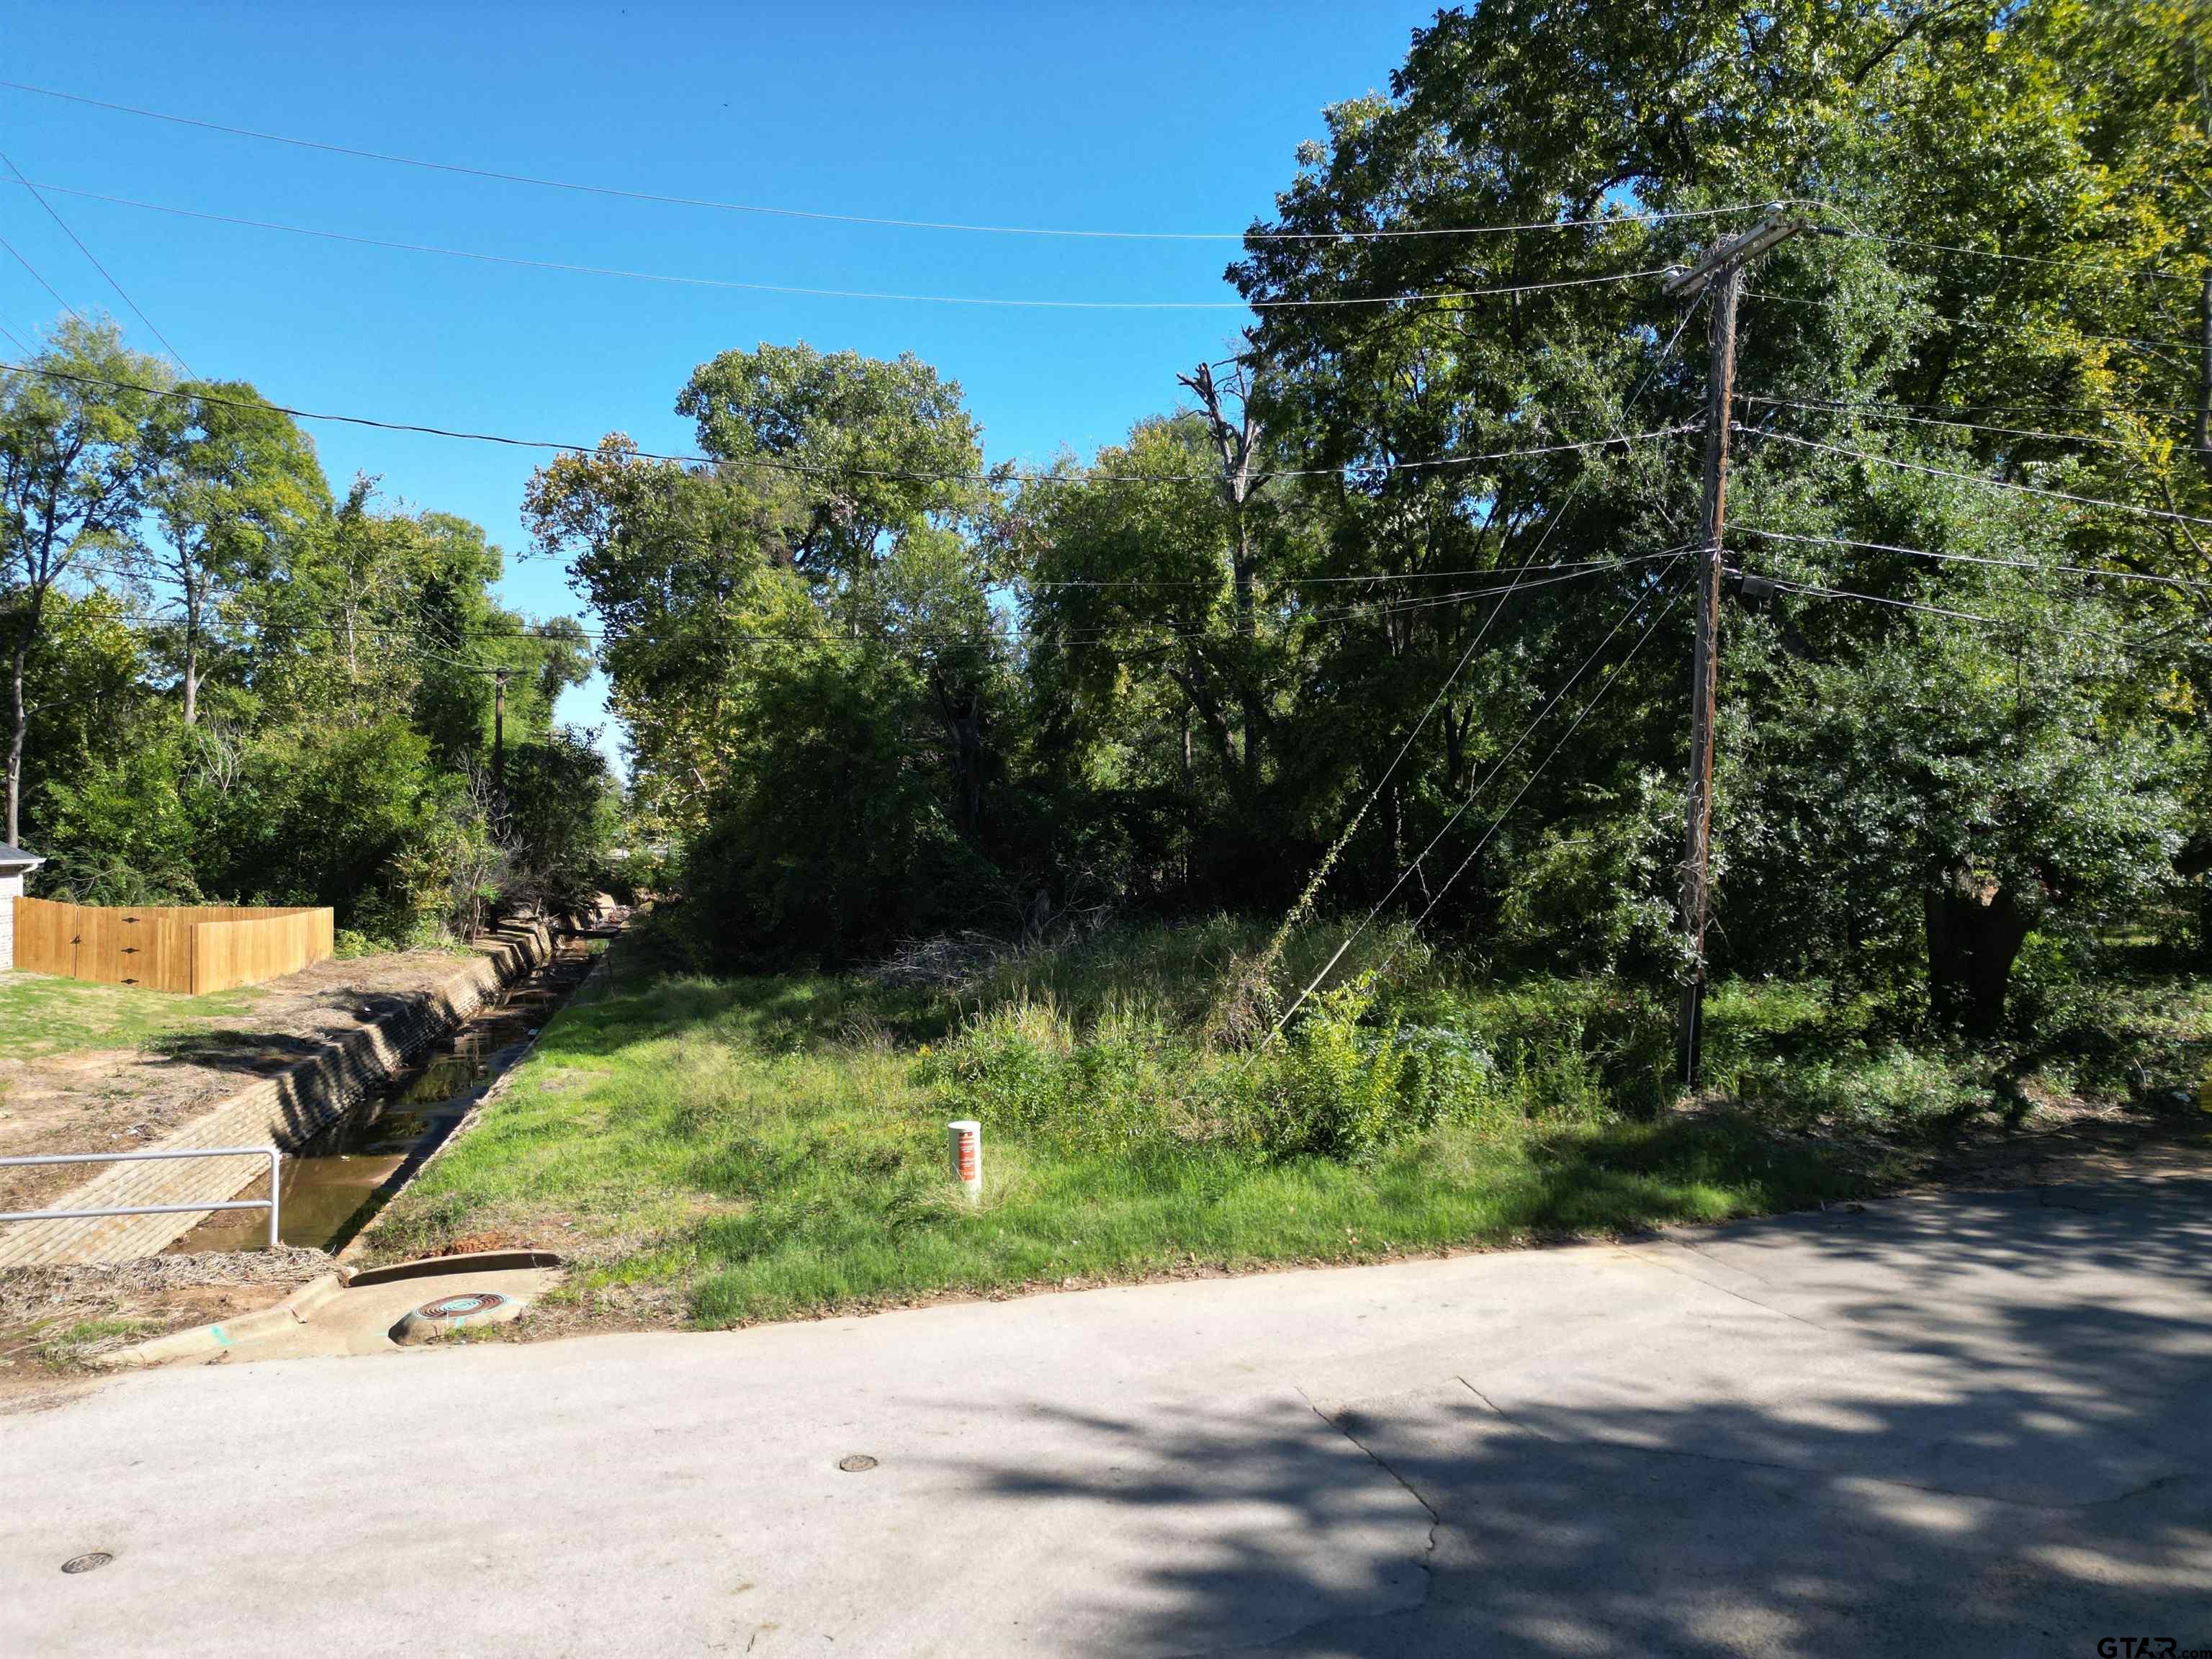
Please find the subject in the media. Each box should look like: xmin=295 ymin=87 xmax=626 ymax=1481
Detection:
xmin=0 ymin=971 xmax=260 ymax=1064
xmin=369 ymin=917 xmax=2209 ymax=1330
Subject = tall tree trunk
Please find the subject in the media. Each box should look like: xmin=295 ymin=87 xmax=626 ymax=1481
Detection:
xmin=6 ymin=618 xmax=29 ymax=848
xmin=929 ymin=666 xmax=986 ymax=842
xmin=1178 ymin=351 xmax=1269 ymax=799
xmin=6 ymin=588 xmax=44 ymax=848
xmin=180 ymin=565 xmax=202 ymax=727
xmin=1923 ymin=868 xmax=2033 ymax=1038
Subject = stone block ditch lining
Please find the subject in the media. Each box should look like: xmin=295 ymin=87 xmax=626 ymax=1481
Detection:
xmin=0 ymin=924 xmax=552 ymax=1269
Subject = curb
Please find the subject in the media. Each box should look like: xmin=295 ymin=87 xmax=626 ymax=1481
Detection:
xmin=91 ymin=1251 xmax=567 ymax=1369
xmin=93 ymin=1267 xmax=347 ymax=1369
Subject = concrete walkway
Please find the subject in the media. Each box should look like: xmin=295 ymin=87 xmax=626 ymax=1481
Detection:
xmin=6 ymin=1167 xmax=2209 ymax=1656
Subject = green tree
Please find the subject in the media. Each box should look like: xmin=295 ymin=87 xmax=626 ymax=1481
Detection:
xmin=137 ymin=381 xmax=330 ymax=725
xmin=0 ymin=319 xmax=165 ymax=845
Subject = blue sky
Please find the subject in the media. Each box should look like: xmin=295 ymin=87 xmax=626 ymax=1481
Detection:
xmin=1 ymin=2 xmax=1439 ymax=766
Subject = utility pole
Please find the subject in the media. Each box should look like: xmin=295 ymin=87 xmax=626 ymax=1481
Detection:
xmin=1664 ymin=216 xmax=1800 ymax=1087
xmin=2195 ymin=274 xmax=2210 ymax=483
xmin=492 ymin=666 xmax=509 ymax=818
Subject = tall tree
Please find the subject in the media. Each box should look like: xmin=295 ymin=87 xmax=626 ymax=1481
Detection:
xmin=0 ymin=320 xmax=164 ymax=845
xmin=138 ymin=380 xmax=328 ymax=724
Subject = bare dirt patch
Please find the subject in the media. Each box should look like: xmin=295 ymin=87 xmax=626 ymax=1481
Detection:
xmin=0 ymin=1245 xmax=333 ymax=1403
xmin=0 ymin=945 xmax=505 ymax=1215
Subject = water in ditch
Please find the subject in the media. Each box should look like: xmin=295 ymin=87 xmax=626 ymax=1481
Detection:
xmin=168 ymin=932 xmax=606 ymax=1256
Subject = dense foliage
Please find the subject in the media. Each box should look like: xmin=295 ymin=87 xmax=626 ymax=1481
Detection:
xmin=524 ymin=1 xmax=2208 ymax=1051
xmin=1 ymin=323 xmax=619 ymax=943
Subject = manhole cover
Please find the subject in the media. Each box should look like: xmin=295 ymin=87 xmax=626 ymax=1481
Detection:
xmin=61 ymin=1552 xmax=112 ymax=1575
xmin=837 ymin=1455 xmax=878 ymax=1473
xmin=418 ymin=1292 xmax=508 ymax=1320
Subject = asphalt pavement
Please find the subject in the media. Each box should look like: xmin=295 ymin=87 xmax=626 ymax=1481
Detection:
xmin=6 ymin=1164 xmax=2208 ymax=1656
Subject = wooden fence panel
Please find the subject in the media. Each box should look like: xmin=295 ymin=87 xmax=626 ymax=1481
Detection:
xmin=10 ymin=897 xmax=333 ymax=994
xmin=11 ymin=896 xmax=76 ymax=979
xmin=189 ymin=908 xmax=334 ymax=994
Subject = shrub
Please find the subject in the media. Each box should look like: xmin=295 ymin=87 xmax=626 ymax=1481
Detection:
xmin=1223 ymin=986 xmax=1412 ymax=1159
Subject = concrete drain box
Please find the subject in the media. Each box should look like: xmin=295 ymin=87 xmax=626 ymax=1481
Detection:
xmin=392 ymin=1289 xmax=526 ymax=1344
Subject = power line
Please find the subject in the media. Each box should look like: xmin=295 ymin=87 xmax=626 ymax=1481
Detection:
xmin=1246 ymin=289 xmax=1709 ymax=976
xmin=0 ymin=357 xmax=1691 ymax=490
xmin=0 ymin=151 xmax=191 ymax=373
xmin=1743 ymin=285 xmax=2203 ymax=353
xmin=1736 ymin=425 xmax=2212 ymax=529
xmin=1404 ymin=580 xmax=1684 ymax=937
xmin=1266 ymin=567 xmax=1682 ymax=1038
xmin=0 ymin=81 xmax=1791 ymax=245
xmin=9 ymin=180 xmax=1674 ymax=312
xmin=92 ymin=556 xmax=1681 ymax=656
xmin=0 ymin=229 xmax=84 ymax=323
xmin=1749 ymin=572 xmax=2182 ymax=652
xmin=1753 ymin=394 xmax=2205 ymax=423
xmin=7 ymin=81 xmax=2199 ymax=290
xmin=1744 ymin=395 xmax=2145 ymax=449
xmin=1819 ymin=224 xmax=2206 ymax=287
xmin=1736 ymin=526 xmax=2212 ymax=595
xmin=1028 ymin=548 xmax=1686 ymax=590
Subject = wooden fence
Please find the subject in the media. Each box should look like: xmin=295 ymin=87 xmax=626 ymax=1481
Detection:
xmin=10 ymin=898 xmax=335 ymax=994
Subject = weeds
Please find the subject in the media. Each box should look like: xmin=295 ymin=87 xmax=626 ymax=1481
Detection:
xmin=367 ymin=917 xmax=2210 ymax=1332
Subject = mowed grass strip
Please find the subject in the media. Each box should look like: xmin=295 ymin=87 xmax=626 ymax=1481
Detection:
xmin=0 ymin=971 xmax=261 ymax=1064
xmin=367 ymin=948 xmax=1870 ymax=1329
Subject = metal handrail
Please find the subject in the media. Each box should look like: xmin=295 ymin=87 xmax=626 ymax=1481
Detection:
xmin=0 ymin=1146 xmax=282 ymax=1251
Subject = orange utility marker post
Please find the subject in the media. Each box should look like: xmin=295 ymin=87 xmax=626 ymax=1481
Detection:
xmin=1664 ymin=216 xmax=1801 ymax=1088
xmin=947 ymin=1119 xmax=982 ymax=1202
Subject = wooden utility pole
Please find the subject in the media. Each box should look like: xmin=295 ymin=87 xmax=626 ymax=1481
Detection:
xmin=492 ymin=666 xmax=509 ymax=812
xmin=1665 ymin=217 xmax=1800 ymax=1086
xmin=2195 ymin=274 xmax=2211 ymax=483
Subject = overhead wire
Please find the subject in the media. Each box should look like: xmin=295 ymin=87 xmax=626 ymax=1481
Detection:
xmin=1736 ymin=425 xmax=2212 ymax=529
xmin=1745 ymin=572 xmax=2186 ymax=652
xmin=1263 ymin=562 xmax=1685 ymax=1040
xmin=1750 ymin=394 xmax=2206 ymax=423
xmin=1742 ymin=284 xmax=2203 ymax=354
xmin=90 ymin=554 xmax=1680 ymax=658
xmin=1403 ymin=579 xmax=1685 ymax=940
xmin=0 ymin=228 xmax=84 ymax=323
xmin=1735 ymin=526 xmax=2212 ymax=595
xmin=0 ymin=151 xmax=191 ymax=372
xmin=8 ymin=80 xmax=2203 ymax=290
xmin=1743 ymin=395 xmax=2146 ymax=449
xmin=1244 ymin=287 xmax=1709 ymax=988
xmin=4 ymin=179 xmax=1675 ymax=312
xmin=1028 ymin=548 xmax=1687 ymax=590
xmin=0 ymin=357 xmax=1691 ymax=490
xmin=1817 ymin=223 xmax=2206 ymax=287
xmin=0 ymin=81 xmax=1788 ymax=244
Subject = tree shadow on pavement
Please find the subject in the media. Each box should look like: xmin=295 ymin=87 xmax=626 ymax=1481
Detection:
xmin=933 ymin=1173 xmax=2212 ymax=1656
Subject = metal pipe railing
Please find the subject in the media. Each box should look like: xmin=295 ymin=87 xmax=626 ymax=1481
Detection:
xmin=0 ymin=1146 xmax=282 ymax=1251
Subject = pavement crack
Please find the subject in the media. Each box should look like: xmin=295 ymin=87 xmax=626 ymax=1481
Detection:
xmin=1296 ymin=1385 xmax=1441 ymax=1529
xmin=1457 ymin=1375 xmax=1562 ymax=1442
xmin=1165 ymin=1392 xmax=1443 ymax=1659
xmin=1614 ymin=1240 xmax=1838 ymax=1334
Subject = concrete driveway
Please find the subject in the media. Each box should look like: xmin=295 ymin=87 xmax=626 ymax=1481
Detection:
xmin=6 ymin=1164 xmax=2209 ymax=1656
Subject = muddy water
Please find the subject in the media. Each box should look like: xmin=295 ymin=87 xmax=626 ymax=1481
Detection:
xmin=169 ymin=932 xmax=606 ymax=1255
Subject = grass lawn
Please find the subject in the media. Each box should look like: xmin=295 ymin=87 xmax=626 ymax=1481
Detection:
xmin=378 ymin=914 xmax=2186 ymax=1330
xmin=0 ymin=971 xmax=261 ymax=1064
xmin=349 ymin=929 xmax=1920 ymax=1336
